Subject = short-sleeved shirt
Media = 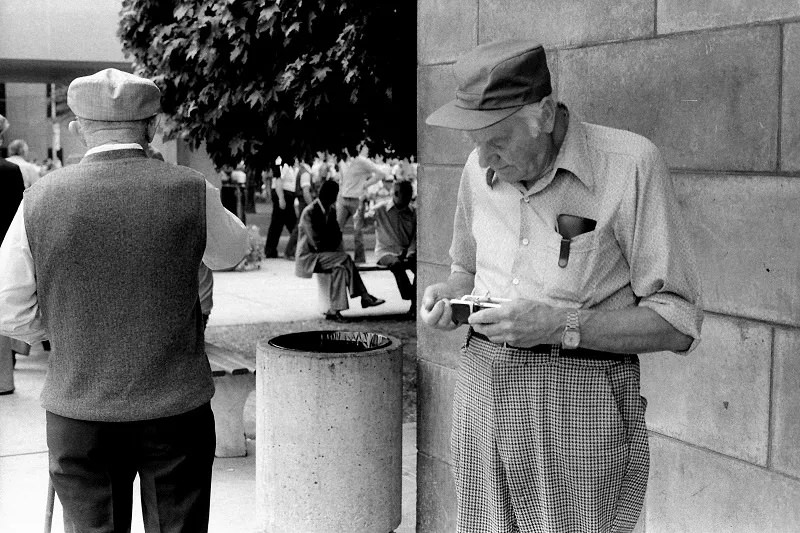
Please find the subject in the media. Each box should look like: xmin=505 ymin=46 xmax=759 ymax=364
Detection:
xmin=340 ymin=156 xmax=379 ymax=198
xmin=449 ymin=120 xmax=703 ymax=352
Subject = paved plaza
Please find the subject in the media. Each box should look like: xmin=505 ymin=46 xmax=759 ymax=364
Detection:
xmin=0 ymin=255 xmax=417 ymax=533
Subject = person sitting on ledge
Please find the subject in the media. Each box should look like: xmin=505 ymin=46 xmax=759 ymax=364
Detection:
xmin=373 ymin=179 xmax=417 ymax=316
xmin=295 ymin=180 xmax=385 ymax=321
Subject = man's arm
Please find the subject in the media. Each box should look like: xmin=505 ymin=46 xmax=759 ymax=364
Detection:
xmin=203 ymin=180 xmax=249 ymax=270
xmin=469 ymin=303 xmax=692 ymax=353
xmin=0 ymin=202 xmax=47 ymax=343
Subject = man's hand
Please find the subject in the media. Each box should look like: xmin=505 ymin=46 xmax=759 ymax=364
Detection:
xmin=382 ymin=255 xmax=400 ymax=268
xmin=469 ymin=299 xmax=566 ymax=347
xmin=278 ymin=197 xmax=287 ymax=210
xmin=420 ymin=283 xmax=459 ymax=331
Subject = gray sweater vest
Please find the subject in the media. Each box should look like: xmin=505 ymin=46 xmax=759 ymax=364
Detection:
xmin=24 ymin=149 xmax=212 ymax=421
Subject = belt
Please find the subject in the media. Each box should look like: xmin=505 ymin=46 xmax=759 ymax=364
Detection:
xmin=469 ymin=330 xmax=631 ymax=361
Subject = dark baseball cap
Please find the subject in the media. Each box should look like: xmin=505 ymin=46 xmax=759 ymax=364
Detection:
xmin=425 ymin=40 xmax=552 ymax=131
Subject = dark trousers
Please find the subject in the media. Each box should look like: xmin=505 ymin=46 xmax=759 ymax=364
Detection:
xmin=47 ymin=403 xmax=216 ymax=533
xmin=284 ymin=195 xmax=308 ymax=258
xmin=265 ymin=189 xmax=297 ymax=257
xmin=377 ymin=255 xmax=416 ymax=303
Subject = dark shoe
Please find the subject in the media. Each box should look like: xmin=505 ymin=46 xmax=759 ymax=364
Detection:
xmin=264 ymin=249 xmax=278 ymax=259
xmin=324 ymin=311 xmax=347 ymax=322
xmin=360 ymin=294 xmax=385 ymax=308
xmin=0 ymin=388 xmax=14 ymax=396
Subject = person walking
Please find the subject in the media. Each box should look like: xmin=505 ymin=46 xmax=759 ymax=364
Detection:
xmin=0 ymin=114 xmax=25 ymax=395
xmin=264 ymin=158 xmax=298 ymax=258
xmin=0 ymin=68 xmax=249 ymax=532
xmin=336 ymin=144 xmax=387 ymax=263
xmin=421 ymin=40 xmax=703 ymax=533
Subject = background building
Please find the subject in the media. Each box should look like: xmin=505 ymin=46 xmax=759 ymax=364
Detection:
xmin=416 ymin=1 xmax=800 ymax=531
xmin=0 ymin=0 xmax=215 ymax=174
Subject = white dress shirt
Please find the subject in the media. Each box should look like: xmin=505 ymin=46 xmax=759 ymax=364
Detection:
xmin=0 ymin=144 xmax=249 ymax=343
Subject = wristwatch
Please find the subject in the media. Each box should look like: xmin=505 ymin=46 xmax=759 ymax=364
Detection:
xmin=561 ymin=310 xmax=581 ymax=350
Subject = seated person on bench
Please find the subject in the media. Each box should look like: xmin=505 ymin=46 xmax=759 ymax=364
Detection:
xmin=373 ymin=180 xmax=417 ymax=316
xmin=295 ymin=180 xmax=385 ymax=321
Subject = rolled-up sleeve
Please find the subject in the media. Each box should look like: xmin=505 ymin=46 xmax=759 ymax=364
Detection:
xmin=0 ymin=202 xmax=47 ymax=343
xmin=203 ymin=180 xmax=250 ymax=270
xmin=620 ymin=143 xmax=703 ymax=354
xmin=449 ymin=164 xmax=477 ymax=276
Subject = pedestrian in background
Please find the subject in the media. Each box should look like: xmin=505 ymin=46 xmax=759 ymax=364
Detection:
xmin=0 ymin=68 xmax=249 ymax=532
xmin=264 ymin=158 xmax=297 ymax=258
xmin=6 ymin=139 xmax=41 ymax=188
xmin=0 ymin=114 xmax=25 ymax=396
xmin=336 ymin=144 xmax=388 ymax=263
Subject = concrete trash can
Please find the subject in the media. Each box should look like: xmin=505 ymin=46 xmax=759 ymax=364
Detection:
xmin=256 ymin=331 xmax=402 ymax=533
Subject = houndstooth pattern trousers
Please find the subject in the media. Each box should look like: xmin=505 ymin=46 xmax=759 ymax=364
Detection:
xmin=451 ymin=330 xmax=649 ymax=533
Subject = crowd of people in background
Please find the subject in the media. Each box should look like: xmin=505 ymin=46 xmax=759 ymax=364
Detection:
xmin=258 ymin=145 xmax=418 ymax=261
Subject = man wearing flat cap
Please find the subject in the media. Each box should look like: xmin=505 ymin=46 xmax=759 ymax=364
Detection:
xmin=0 ymin=68 xmax=249 ymax=532
xmin=421 ymin=40 xmax=703 ymax=532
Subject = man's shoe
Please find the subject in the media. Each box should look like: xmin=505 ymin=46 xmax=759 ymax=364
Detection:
xmin=324 ymin=311 xmax=347 ymax=322
xmin=360 ymin=294 xmax=385 ymax=308
xmin=0 ymin=389 xmax=14 ymax=396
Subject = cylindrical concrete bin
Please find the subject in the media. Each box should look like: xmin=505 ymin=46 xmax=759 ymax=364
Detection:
xmin=256 ymin=331 xmax=403 ymax=533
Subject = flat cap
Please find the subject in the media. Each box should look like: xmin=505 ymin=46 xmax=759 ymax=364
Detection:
xmin=67 ymin=68 xmax=161 ymax=121
xmin=425 ymin=40 xmax=552 ymax=131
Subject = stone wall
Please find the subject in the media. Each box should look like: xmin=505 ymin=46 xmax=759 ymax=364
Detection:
xmin=416 ymin=1 xmax=800 ymax=530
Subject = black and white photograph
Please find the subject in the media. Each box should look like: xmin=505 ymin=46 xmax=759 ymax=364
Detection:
xmin=0 ymin=1 xmax=798 ymax=532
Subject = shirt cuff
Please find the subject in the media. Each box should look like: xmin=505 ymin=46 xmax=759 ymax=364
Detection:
xmin=639 ymin=292 xmax=704 ymax=355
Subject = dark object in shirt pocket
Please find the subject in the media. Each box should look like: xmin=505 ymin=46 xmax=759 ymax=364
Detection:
xmin=556 ymin=214 xmax=597 ymax=268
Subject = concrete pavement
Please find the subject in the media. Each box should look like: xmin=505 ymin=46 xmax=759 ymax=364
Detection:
xmin=0 ymin=255 xmax=417 ymax=533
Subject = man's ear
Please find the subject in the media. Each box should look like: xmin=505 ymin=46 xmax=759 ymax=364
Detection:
xmin=68 ymin=120 xmax=86 ymax=147
xmin=145 ymin=115 xmax=159 ymax=143
xmin=539 ymin=97 xmax=557 ymax=134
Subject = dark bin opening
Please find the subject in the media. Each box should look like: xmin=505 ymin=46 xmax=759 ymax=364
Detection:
xmin=268 ymin=330 xmax=392 ymax=353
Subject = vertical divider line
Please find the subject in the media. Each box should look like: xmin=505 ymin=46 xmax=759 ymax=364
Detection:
xmin=766 ymin=327 xmax=776 ymax=469
xmin=777 ymin=23 xmax=784 ymax=172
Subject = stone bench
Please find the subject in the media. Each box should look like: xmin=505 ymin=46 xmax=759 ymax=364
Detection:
xmin=207 ymin=342 xmax=256 ymax=458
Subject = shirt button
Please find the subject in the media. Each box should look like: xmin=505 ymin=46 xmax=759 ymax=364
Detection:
xmin=512 ymin=278 xmax=520 ymax=285
xmin=522 ymin=238 xmax=529 ymax=246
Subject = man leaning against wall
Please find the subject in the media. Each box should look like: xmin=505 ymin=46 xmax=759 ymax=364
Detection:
xmin=420 ymin=40 xmax=703 ymax=533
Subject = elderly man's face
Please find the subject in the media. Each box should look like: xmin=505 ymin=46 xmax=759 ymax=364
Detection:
xmin=468 ymin=110 xmax=553 ymax=186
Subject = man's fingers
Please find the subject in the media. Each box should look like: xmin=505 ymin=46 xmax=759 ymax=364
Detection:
xmin=467 ymin=307 xmax=502 ymax=325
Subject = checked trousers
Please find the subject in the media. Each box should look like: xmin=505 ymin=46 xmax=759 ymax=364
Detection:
xmin=451 ymin=331 xmax=649 ymax=533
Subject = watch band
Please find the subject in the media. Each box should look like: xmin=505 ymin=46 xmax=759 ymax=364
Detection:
xmin=561 ymin=309 xmax=581 ymax=349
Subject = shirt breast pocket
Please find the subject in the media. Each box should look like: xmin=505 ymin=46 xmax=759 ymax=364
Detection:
xmin=542 ymin=229 xmax=601 ymax=305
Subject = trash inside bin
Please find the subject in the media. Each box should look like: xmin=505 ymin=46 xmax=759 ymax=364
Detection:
xmin=268 ymin=330 xmax=392 ymax=353
xmin=256 ymin=330 xmax=402 ymax=533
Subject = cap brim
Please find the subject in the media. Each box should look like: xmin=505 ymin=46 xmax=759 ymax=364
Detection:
xmin=425 ymin=100 xmax=522 ymax=131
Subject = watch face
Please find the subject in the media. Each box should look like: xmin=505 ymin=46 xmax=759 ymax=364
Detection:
xmin=563 ymin=330 xmax=580 ymax=349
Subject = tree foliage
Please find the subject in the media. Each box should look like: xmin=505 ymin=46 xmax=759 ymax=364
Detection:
xmin=118 ymin=0 xmax=415 ymax=170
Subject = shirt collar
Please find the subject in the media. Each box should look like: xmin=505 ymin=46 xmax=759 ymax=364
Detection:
xmin=511 ymin=119 xmax=594 ymax=196
xmin=551 ymin=119 xmax=593 ymax=191
xmin=85 ymin=143 xmax=144 ymax=156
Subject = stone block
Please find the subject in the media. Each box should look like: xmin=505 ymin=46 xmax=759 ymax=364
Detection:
xmin=674 ymin=174 xmax=800 ymax=327
xmin=781 ymin=23 xmax=800 ymax=171
xmin=772 ymin=328 xmax=800 ymax=478
xmin=416 ymin=453 xmax=458 ymax=533
xmin=646 ymin=435 xmax=800 ymax=531
xmin=480 ymin=0 xmax=653 ymax=48
xmin=417 ymin=165 xmax=462 ymax=265
xmin=416 ymin=262 xmax=468 ymax=370
xmin=417 ymin=359 xmax=458 ymax=461
xmin=417 ymin=65 xmax=475 ymax=166
xmin=641 ymin=315 xmax=772 ymax=464
xmin=418 ymin=0 xmax=477 ymax=65
xmin=558 ymin=26 xmax=780 ymax=171
xmin=658 ymin=0 xmax=800 ymax=34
